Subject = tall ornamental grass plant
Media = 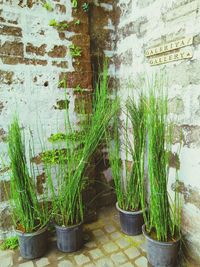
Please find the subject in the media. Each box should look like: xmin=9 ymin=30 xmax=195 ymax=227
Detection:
xmin=145 ymin=81 xmax=181 ymax=242
xmin=107 ymin=93 xmax=147 ymax=212
xmin=8 ymin=116 xmax=49 ymax=233
xmin=45 ymin=62 xmax=119 ymax=226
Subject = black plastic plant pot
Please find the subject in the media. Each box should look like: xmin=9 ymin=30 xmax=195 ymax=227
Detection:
xmin=16 ymin=227 xmax=48 ymax=260
xmin=55 ymin=222 xmax=83 ymax=252
xmin=116 ymin=202 xmax=144 ymax=236
xmin=142 ymin=225 xmax=180 ymax=267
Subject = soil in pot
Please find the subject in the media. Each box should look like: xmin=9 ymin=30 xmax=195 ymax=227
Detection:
xmin=116 ymin=202 xmax=145 ymax=236
xmin=55 ymin=222 xmax=83 ymax=252
xmin=142 ymin=225 xmax=180 ymax=267
xmin=16 ymin=227 xmax=48 ymax=260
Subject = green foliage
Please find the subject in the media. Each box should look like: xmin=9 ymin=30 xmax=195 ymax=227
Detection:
xmin=69 ymin=44 xmax=82 ymax=57
xmin=145 ymin=78 xmax=181 ymax=242
xmin=45 ymin=61 xmax=119 ymax=226
xmin=41 ymin=149 xmax=66 ymax=164
xmin=72 ymin=0 xmax=78 ymax=8
xmin=8 ymin=117 xmax=50 ymax=233
xmin=58 ymin=78 xmax=67 ymax=88
xmin=75 ymin=19 xmax=80 ymax=25
xmin=0 ymin=237 xmax=19 ymax=250
xmin=43 ymin=2 xmax=53 ymax=11
xmin=125 ymin=94 xmax=147 ymax=211
xmin=49 ymin=19 xmax=57 ymax=27
xmin=48 ymin=131 xmax=84 ymax=144
xmin=107 ymin=93 xmax=147 ymax=212
xmin=49 ymin=20 xmax=68 ymax=31
xmin=74 ymin=84 xmax=83 ymax=92
xmin=82 ymin=2 xmax=89 ymax=12
xmin=48 ymin=133 xmax=66 ymax=143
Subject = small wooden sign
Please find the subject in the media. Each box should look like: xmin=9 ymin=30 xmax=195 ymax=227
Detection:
xmin=149 ymin=50 xmax=193 ymax=66
xmin=145 ymin=36 xmax=193 ymax=57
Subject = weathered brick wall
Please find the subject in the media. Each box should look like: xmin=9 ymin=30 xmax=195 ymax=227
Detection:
xmin=0 ymin=0 xmax=93 ymax=237
xmin=115 ymin=0 xmax=200 ymax=263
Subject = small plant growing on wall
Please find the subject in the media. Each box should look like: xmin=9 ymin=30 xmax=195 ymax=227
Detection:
xmin=48 ymin=132 xmax=66 ymax=143
xmin=42 ymin=1 xmax=54 ymax=11
xmin=72 ymin=0 xmax=78 ymax=9
xmin=41 ymin=149 xmax=66 ymax=164
xmin=69 ymin=44 xmax=82 ymax=57
xmin=58 ymin=77 xmax=67 ymax=88
xmin=82 ymin=2 xmax=89 ymax=12
xmin=74 ymin=84 xmax=83 ymax=93
xmin=75 ymin=19 xmax=81 ymax=25
xmin=49 ymin=20 xmax=68 ymax=31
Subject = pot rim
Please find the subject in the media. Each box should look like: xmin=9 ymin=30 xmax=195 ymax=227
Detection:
xmin=116 ymin=202 xmax=145 ymax=215
xmin=55 ymin=221 xmax=83 ymax=230
xmin=15 ymin=226 xmax=47 ymax=237
xmin=142 ymin=224 xmax=181 ymax=246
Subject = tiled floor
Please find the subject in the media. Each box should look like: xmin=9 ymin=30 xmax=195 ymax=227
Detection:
xmin=0 ymin=206 xmax=194 ymax=267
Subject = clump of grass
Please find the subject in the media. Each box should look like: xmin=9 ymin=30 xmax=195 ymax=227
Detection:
xmin=0 ymin=237 xmax=19 ymax=250
xmin=107 ymin=93 xmax=147 ymax=212
xmin=145 ymin=78 xmax=181 ymax=242
xmin=45 ymin=61 xmax=119 ymax=226
xmin=8 ymin=117 xmax=50 ymax=233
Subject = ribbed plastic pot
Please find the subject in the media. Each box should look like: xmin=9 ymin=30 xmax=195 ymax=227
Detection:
xmin=16 ymin=227 xmax=48 ymax=260
xmin=116 ymin=202 xmax=144 ymax=236
xmin=142 ymin=225 xmax=180 ymax=267
xmin=55 ymin=222 xmax=83 ymax=252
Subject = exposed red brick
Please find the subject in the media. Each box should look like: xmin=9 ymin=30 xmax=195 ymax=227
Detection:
xmin=48 ymin=45 xmax=67 ymax=58
xmin=55 ymin=4 xmax=66 ymax=13
xmin=0 ymin=128 xmax=6 ymax=142
xmin=53 ymin=99 xmax=70 ymax=110
xmin=0 ymin=180 xmax=10 ymax=202
xmin=26 ymin=43 xmax=46 ymax=56
xmin=72 ymin=0 xmax=89 ymax=24
xmin=24 ymin=58 xmax=47 ymax=66
xmin=0 ymin=25 xmax=22 ymax=37
xmin=0 ymin=56 xmax=47 ymax=66
xmin=59 ymin=71 xmax=93 ymax=89
xmin=75 ymin=93 xmax=92 ymax=114
xmin=70 ymin=34 xmax=90 ymax=47
xmin=67 ymin=20 xmax=89 ymax=34
xmin=73 ymin=60 xmax=92 ymax=72
xmin=36 ymin=173 xmax=46 ymax=195
xmin=58 ymin=32 xmax=65 ymax=40
xmin=0 ymin=56 xmax=24 ymax=65
xmin=81 ymin=47 xmax=91 ymax=60
xmin=0 ymin=42 xmax=24 ymax=57
xmin=0 ymin=70 xmax=13 ymax=84
xmin=52 ymin=61 xmax=68 ymax=68
xmin=27 ymin=0 xmax=34 ymax=8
